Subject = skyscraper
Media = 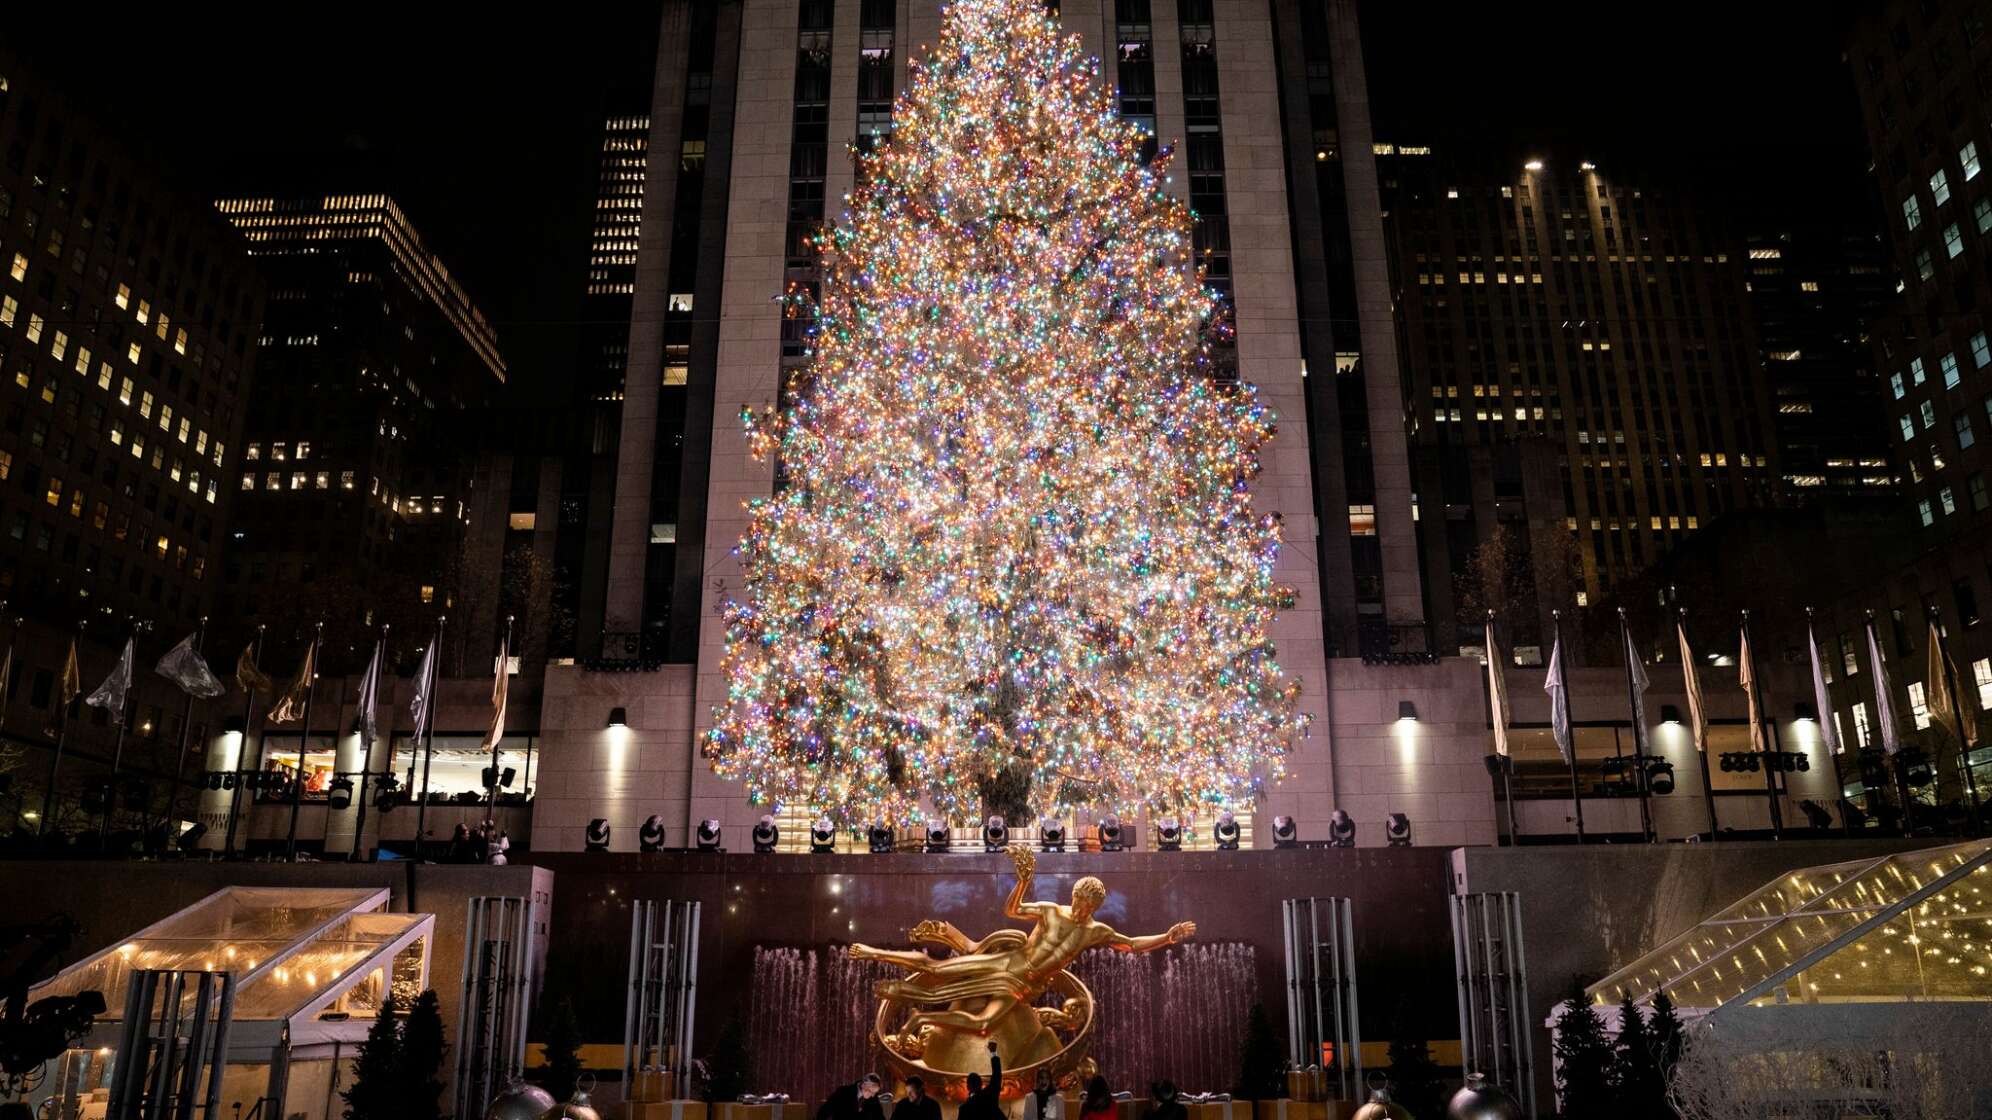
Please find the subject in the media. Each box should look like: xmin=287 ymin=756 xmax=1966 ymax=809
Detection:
xmin=1384 ymin=153 xmax=1778 ymax=650
xmin=213 ymin=194 xmax=507 ymax=659
xmin=0 ymin=47 xmax=263 ymax=630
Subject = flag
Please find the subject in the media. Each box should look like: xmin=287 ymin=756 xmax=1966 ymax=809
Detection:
xmin=1545 ymin=634 xmax=1572 ymax=765
xmin=1807 ymin=621 xmax=1842 ymax=755
xmin=1621 ymin=619 xmax=1652 ymax=755
xmin=59 ymin=639 xmax=81 ymax=707
xmin=1866 ymin=619 xmax=1903 ymax=756
xmin=1484 ymin=621 xmax=1511 ymax=757
xmin=1677 ymin=620 xmax=1709 ymax=753
xmin=409 ymin=638 xmax=439 ymax=733
xmin=1739 ymin=626 xmax=1771 ymax=754
xmin=481 ymin=634 xmax=509 ymax=753
xmin=1926 ymin=618 xmax=1978 ymax=749
xmin=353 ymin=639 xmax=383 ymax=753
xmin=235 ymin=643 xmax=273 ymax=697
xmin=0 ymin=643 xmax=11 ymax=714
xmin=269 ymin=639 xmax=317 ymax=724
xmin=156 ymin=633 xmax=225 ymax=698
xmin=84 ymin=638 xmax=135 ymax=724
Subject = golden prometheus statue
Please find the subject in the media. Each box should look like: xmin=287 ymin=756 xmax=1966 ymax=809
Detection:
xmin=850 ymin=844 xmax=1196 ymax=1099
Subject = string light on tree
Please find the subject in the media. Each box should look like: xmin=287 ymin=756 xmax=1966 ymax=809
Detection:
xmin=704 ymin=0 xmax=1308 ymax=827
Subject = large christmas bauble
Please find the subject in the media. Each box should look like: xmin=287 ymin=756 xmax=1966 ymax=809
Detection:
xmin=485 ymin=1082 xmax=557 ymax=1120
xmin=540 ymin=1087 xmax=603 ymax=1120
xmin=1445 ymin=1074 xmax=1523 ymax=1120
xmin=1350 ymin=1086 xmax=1413 ymax=1120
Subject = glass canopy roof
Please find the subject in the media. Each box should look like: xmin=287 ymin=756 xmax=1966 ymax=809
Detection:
xmin=32 ymin=886 xmax=433 ymax=1027
xmin=1589 ymin=841 xmax=1992 ymax=1011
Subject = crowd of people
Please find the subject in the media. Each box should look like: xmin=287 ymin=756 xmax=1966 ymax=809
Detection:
xmin=816 ymin=1045 xmax=1190 ymax=1120
xmin=441 ymin=819 xmax=510 ymax=864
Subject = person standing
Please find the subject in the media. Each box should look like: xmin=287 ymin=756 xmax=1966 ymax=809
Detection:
xmin=1023 ymin=1068 xmax=1065 ymax=1120
xmin=1078 ymin=1076 xmax=1115 ymax=1120
xmin=817 ymin=1074 xmax=886 ymax=1120
xmin=1142 ymin=1082 xmax=1185 ymax=1120
xmin=959 ymin=1044 xmax=1004 ymax=1120
xmin=896 ymin=1077 xmax=941 ymax=1120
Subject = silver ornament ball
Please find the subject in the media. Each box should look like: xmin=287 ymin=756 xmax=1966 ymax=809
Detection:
xmin=1445 ymin=1073 xmax=1523 ymax=1120
xmin=484 ymin=1082 xmax=557 ymax=1120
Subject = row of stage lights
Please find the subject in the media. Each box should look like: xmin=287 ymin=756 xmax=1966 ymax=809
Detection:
xmin=586 ymin=808 xmax=1417 ymax=852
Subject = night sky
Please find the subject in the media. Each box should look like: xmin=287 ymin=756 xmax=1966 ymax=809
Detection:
xmin=8 ymin=0 xmax=1878 ymax=396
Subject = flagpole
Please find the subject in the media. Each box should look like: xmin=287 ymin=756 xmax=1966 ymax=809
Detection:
xmin=162 ymin=617 xmax=208 ymax=840
xmin=225 ymin=624 xmax=265 ymax=859
xmin=487 ymin=615 xmax=513 ymax=815
xmin=285 ymin=622 xmax=323 ymax=862
xmin=415 ymin=615 xmax=445 ymax=863
xmin=37 ymin=623 xmax=84 ymax=852
xmin=350 ymin=625 xmax=388 ymax=862
xmin=1741 ymin=610 xmax=1783 ymax=839
xmin=1929 ymin=605 xmax=1983 ymax=834
xmin=1682 ymin=609 xmax=1720 ymax=840
xmin=1488 ymin=611 xmax=1520 ymax=845
xmin=1553 ymin=609 xmax=1585 ymax=843
xmin=100 ymin=621 xmax=146 ymax=849
xmin=1617 ymin=608 xmax=1655 ymax=843
xmin=1867 ymin=610 xmax=1916 ymax=837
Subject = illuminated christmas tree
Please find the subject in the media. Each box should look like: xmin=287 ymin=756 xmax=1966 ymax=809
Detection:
xmin=704 ymin=0 xmax=1306 ymax=827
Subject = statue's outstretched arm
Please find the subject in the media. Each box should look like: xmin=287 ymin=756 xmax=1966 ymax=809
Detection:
xmin=1004 ymin=844 xmax=1042 ymax=921
xmin=1104 ymin=920 xmax=1196 ymax=954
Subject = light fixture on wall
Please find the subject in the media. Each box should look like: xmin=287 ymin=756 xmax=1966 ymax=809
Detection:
xmin=1397 ymin=700 xmax=1419 ymax=722
xmin=1327 ymin=810 xmax=1355 ymax=848
xmin=1156 ymin=817 xmax=1183 ymax=851
xmin=1038 ymin=818 xmax=1067 ymax=852
xmin=639 ymin=815 xmax=667 ymax=852
xmin=696 ymin=819 xmax=723 ymax=851
xmin=1098 ymin=815 xmax=1126 ymax=852
xmin=982 ymin=815 xmax=1008 ymax=852
xmin=1793 ymin=701 xmax=1818 ymax=722
xmin=607 ymin=706 xmax=628 ymax=729
xmin=752 ymin=814 xmax=780 ymax=853
xmin=1385 ymin=813 xmax=1413 ymax=847
xmin=925 ymin=820 xmax=951 ymax=853
xmin=585 ymin=818 xmax=611 ymax=852
xmin=1660 ymin=705 xmax=1683 ymax=725
xmin=810 ymin=818 xmax=836 ymax=854
xmin=1272 ymin=815 xmax=1299 ymax=849
xmin=1213 ymin=810 xmax=1240 ymax=850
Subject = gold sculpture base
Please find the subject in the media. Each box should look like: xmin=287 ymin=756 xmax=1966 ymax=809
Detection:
xmin=850 ymin=846 xmax=1194 ymax=1101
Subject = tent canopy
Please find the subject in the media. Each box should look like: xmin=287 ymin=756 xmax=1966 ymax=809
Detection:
xmin=1588 ymin=840 xmax=1992 ymax=1013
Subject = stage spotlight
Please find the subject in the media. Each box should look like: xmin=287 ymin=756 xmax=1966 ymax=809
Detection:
xmin=983 ymin=815 xmax=1009 ymax=852
xmin=866 ymin=823 xmax=895 ymax=853
xmin=1039 ymin=818 xmax=1067 ymax=852
xmin=1385 ymin=813 xmax=1412 ymax=847
xmin=1213 ymin=810 xmax=1240 ymax=850
xmin=205 ymin=771 xmax=224 ymax=791
xmin=810 ymin=817 xmax=837 ymax=854
xmin=373 ymin=776 xmax=402 ymax=812
xmin=753 ymin=814 xmax=780 ymax=853
xmin=1098 ymin=815 xmax=1125 ymax=852
xmin=1156 ymin=817 xmax=1183 ymax=851
xmin=925 ymin=820 xmax=951 ymax=853
xmin=1273 ymin=815 xmax=1300 ymax=849
xmin=585 ymin=819 xmax=612 ymax=852
xmin=1645 ymin=758 xmax=1677 ymax=796
xmin=697 ymin=819 xmax=723 ymax=851
xmin=326 ymin=776 xmax=354 ymax=812
xmin=640 ymin=815 xmax=667 ymax=852
xmin=221 ymin=772 xmax=237 ymax=791
xmin=1327 ymin=810 xmax=1355 ymax=848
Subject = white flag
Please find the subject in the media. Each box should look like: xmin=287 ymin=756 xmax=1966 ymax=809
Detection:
xmin=1866 ymin=620 xmax=1903 ymax=756
xmin=409 ymin=639 xmax=439 ymax=733
xmin=354 ymin=639 xmax=383 ymax=753
xmin=84 ymin=639 xmax=135 ymax=725
xmin=1622 ymin=620 xmax=1651 ymax=756
xmin=1485 ymin=622 xmax=1511 ymax=758
xmin=1739 ymin=626 xmax=1771 ymax=754
xmin=1807 ymin=622 xmax=1842 ymax=755
xmin=1678 ymin=620 xmax=1709 ymax=753
xmin=481 ymin=634 xmax=509 ymax=753
xmin=1545 ymin=634 xmax=1572 ymax=765
xmin=155 ymin=633 xmax=226 ymax=698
